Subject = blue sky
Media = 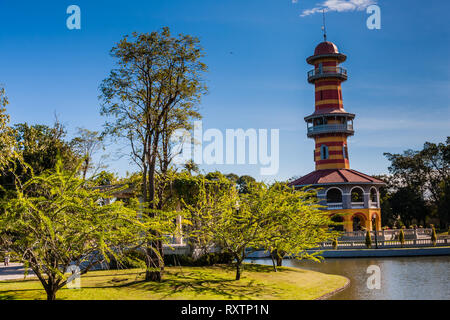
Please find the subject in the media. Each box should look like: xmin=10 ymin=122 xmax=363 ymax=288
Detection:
xmin=0 ymin=0 xmax=449 ymax=181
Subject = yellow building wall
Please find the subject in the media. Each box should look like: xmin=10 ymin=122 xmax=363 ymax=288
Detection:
xmin=327 ymin=208 xmax=382 ymax=232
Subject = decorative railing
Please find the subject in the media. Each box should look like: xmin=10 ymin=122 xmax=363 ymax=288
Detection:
xmin=340 ymin=229 xmax=433 ymax=241
xmin=307 ymin=66 xmax=347 ymax=80
xmin=307 ymin=123 xmax=353 ymax=136
xmin=351 ymin=202 xmax=364 ymax=209
xmin=369 ymin=201 xmax=378 ymax=208
xmin=319 ymin=238 xmax=449 ymax=249
xmin=327 ymin=202 xmax=343 ymax=210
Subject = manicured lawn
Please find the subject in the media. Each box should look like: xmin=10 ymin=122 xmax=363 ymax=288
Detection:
xmin=0 ymin=263 xmax=348 ymax=300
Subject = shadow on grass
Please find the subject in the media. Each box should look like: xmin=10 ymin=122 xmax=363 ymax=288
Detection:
xmin=0 ymin=264 xmax=294 ymax=300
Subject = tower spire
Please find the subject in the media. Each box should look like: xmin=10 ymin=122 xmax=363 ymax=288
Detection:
xmin=322 ymin=9 xmax=327 ymax=42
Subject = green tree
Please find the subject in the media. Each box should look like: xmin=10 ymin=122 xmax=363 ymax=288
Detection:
xmin=70 ymin=128 xmax=104 ymax=180
xmin=92 ymin=170 xmax=118 ymax=186
xmin=176 ymin=172 xmax=233 ymax=256
xmin=236 ymin=175 xmax=256 ymax=194
xmin=0 ymin=159 xmax=170 ymax=300
xmin=431 ymin=226 xmax=437 ymax=246
xmin=210 ymin=184 xmax=264 ymax=280
xmin=384 ymin=138 xmax=450 ymax=228
xmin=0 ymin=86 xmax=16 ymax=171
xmin=183 ymin=159 xmax=199 ymax=175
xmin=261 ymin=183 xmax=339 ymax=271
xmin=99 ymin=28 xmax=207 ymax=281
xmin=332 ymin=238 xmax=338 ymax=250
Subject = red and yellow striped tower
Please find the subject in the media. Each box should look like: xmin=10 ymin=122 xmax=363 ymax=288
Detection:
xmin=289 ymin=39 xmax=386 ymax=233
xmin=305 ymin=41 xmax=354 ymax=170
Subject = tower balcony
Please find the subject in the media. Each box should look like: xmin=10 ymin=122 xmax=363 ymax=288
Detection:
xmin=307 ymin=66 xmax=347 ymax=83
xmin=307 ymin=123 xmax=354 ymax=137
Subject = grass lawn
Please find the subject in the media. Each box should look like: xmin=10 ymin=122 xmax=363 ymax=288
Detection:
xmin=0 ymin=263 xmax=348 ymax=300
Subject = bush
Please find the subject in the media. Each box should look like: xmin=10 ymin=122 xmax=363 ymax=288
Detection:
xmin=332 ymin=238 xmax=338 ymax=249
xmin=365 ymin=231 xmax=372 ymax=249
xmin=431 ymin=227 xmax=437 ymax=246
xmin=399 ymin=229 xmax=405 ymax=247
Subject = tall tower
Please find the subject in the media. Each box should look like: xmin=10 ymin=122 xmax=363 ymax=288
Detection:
xmin=305 ymin=41 xmax=354 ymax=170
xmin=289 ymin=39 xmax=385 ymax=233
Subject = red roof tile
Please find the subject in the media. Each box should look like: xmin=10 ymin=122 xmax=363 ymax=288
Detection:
xmin=289 ymin=169 xmax=385 ymax=187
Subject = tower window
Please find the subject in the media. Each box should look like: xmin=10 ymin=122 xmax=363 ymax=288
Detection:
xmin=320 ymin=145 xmax=329 ymax=160
xmin=342 ymin=145 xmax=348 ymax=159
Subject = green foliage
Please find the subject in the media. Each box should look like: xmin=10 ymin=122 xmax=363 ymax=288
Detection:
xmin=332 ymin=238 xmax=338 ymax=250
xmin=399 ymin=229 xmax=405 ymax=247
xmin=0 ymin=86 xmax=16 ymax=171
xmin=365 ymin=230 xmax=372 ymax=248
xmin=0 ymin=122 xmax=79 ymax=189
xmin=182 ymin=179 xmax=338 ymax=279
xmin=70 ymin=128 xmax=104 ymax=180
xmin=260 ymin=183 xmax=339 ymax=268
xmin=99 ymin=28 xmax=208 ymax=281
xmin=384 ymin=137 xmax=450 ymax=228
xmin=92 ymin=170 xmax=118 ymax=186
xmin=431 ymin=227 xmax=437 ymax=246
xmin=0 ymin=158 xmax=172 ymax=300
xmin=108 ymin=249 xmax=147 ymax=269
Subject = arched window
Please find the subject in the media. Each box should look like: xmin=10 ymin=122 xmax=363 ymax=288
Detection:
xmin=370 ymin=188 xmax=378 ymax=203
xmin=330 ymin=215 xmax=344 ymax=231
xmin=351 ymin=187 xmax=364 ymax=202
xmin=326 ymin=188 xmax=342 ymax=203
xmin=320 ymin=145 xmax=329 ymax=160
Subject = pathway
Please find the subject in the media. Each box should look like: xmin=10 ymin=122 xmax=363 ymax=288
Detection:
xmin=0 ymin=263 xmax=35 ymax=281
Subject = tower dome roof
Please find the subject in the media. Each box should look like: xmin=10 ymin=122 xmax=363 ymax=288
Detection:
xmin=314 ymin=41 xmax=339 ymax=55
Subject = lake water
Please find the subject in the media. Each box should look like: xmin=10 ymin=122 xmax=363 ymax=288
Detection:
xmin=246 ymin=256 xmax=450 ymax=300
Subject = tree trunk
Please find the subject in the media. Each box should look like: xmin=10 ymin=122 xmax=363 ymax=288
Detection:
xmin=235 ymin=261 xmax=242 ymax=280
xmin=145 ymin=241 xmax=162 ymax=282
xmin=270 ymin=252 xmax=277 ymax=272
xmin=45 ymin=285 xmax=57 ymax=301
xmin=144 ymin=150 xmax=164 ymax=282
xmin=276 ymin=256 xmax=283 ymax=267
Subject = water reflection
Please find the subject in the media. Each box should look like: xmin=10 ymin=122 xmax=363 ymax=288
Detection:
xmin=246 ymin=256 xmax=450 ymax=300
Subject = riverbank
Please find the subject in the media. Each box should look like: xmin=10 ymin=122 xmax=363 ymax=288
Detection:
xmin=309 ymin=246 xmax=450 ymax=258
xmin=0 ymin=264 xmax=348 ymax=300
xmin=247 ymin=246 xmax=450 ymax=259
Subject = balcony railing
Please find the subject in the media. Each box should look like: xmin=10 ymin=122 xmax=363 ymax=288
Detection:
xmin=369 ymin=201 xmax=378 ymax=208
xmin=351 ymin=202 xmax=364 ymax=209
xmin=307 ymin=123 xmax=354 ymax=136
xmin=307 ymin=66 xmax=347 ymax=82
xmin=327 ymin=202 xmax=343 ymax=210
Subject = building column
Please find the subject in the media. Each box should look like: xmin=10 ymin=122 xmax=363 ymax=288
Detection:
xmin=343 ymin=214 xmax=353 ymax=232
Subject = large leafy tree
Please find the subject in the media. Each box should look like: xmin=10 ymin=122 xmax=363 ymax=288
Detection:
xmin=0 ymin=160 xmax=171 ymax=300
xmin=261 ymin=183 xmax=339 ymax=271
xmin=99 ymin=27 xmax=207 ymax=281
xmin=182 ymin=179 xmax=337 ymax=280
xmin=384 ymin=137 xmax=450 ymax=228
